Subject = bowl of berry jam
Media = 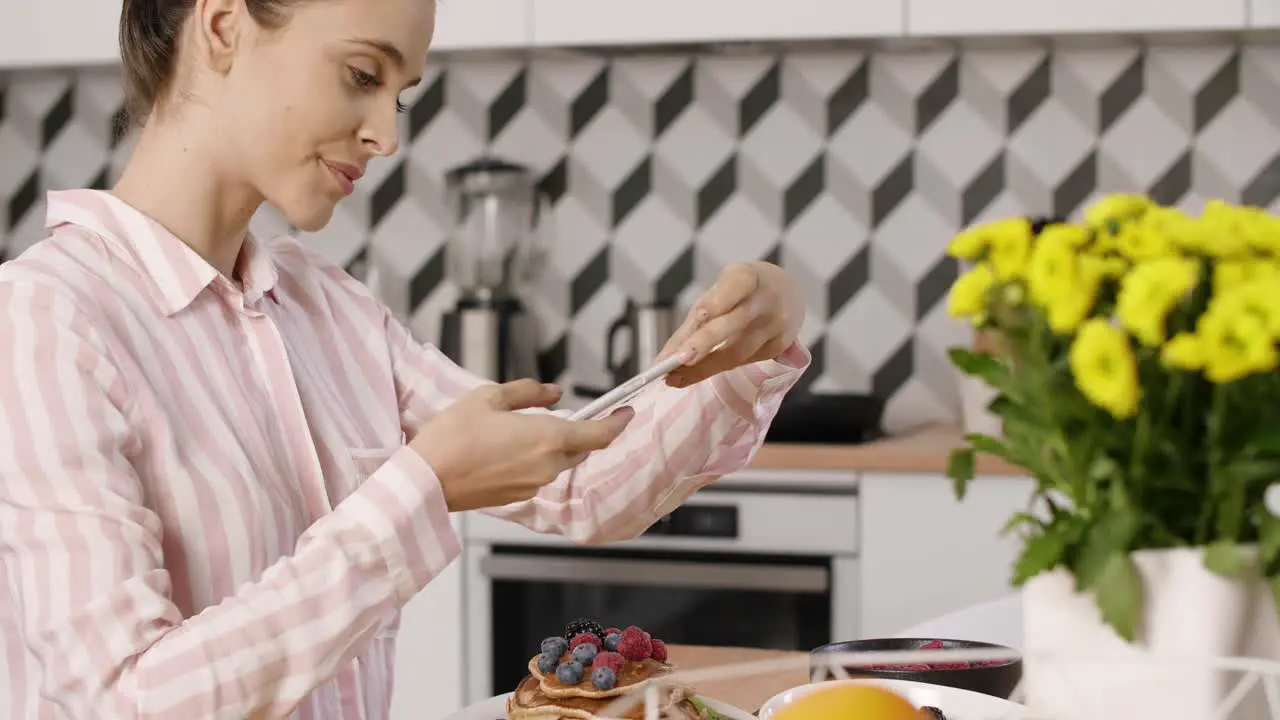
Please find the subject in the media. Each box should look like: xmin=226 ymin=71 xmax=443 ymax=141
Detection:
xmin=809 ymin=638 xmax=1022 ymax=700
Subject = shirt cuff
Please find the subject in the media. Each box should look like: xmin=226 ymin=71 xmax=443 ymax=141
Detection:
xmin=708 ymin=341 xmax=811 ymax=426
xmin=354 ymin=446 xmax=461 ymax=605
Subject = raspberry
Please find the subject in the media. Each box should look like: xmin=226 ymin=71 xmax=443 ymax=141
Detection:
xmin=604 ymin=627 xmax=621 ymax=636
xmin=569 ymin=633 xmax=602 ymax=650
xmin=617 ymin=627 xmax=653 ymax=661
xmin=649 ymin=639 xmax=668 ymax=663
xmin=594 ymin=651 xmax=625 ymax=673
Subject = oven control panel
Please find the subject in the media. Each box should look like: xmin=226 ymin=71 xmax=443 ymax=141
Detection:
xmin=644 ymin=504 xmax=738 ymax=538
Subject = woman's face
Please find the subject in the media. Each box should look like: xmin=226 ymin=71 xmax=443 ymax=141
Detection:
xmin=212 ymin=0 xmax=435 ymax=231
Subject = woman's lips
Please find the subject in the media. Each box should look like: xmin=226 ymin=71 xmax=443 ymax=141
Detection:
xmin=323 ymin=160 xmax=362 ymax=196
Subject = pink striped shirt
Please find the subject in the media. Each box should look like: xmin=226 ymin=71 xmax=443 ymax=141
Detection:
xmin=0 ymin=189 xmax=808 ymax=719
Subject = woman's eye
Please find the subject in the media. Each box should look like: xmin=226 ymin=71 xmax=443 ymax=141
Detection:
xmin=349 ymin=67 xmax=380 ymax=89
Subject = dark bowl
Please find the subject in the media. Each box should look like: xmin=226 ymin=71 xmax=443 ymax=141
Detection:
xmin=809 ymin=638 xmax=1023 ymax=700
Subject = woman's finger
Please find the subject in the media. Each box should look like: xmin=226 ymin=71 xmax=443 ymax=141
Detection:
xmin=679 ymin=299 xmax=758 ymax=365
xmin=670 ymin=318 xmax=773 ymax=386
xmin=694 ymin=263 xmax=759 ymax=320
xmin=656 ymin=305 xmax=704 ymax=362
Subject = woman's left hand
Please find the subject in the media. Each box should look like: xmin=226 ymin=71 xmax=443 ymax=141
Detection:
xmin=659 ymin=261 xmax=805 ymax=388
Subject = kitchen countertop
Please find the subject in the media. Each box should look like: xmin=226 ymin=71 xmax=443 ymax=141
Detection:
xmin=667 ymin=644 xmax=809 ymax=713
xmin=750 ymin=424 xmax=1024 ymax=476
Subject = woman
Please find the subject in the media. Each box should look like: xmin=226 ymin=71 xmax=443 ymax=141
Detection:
xmin=0 ymin=0 xmax=809 ymax=718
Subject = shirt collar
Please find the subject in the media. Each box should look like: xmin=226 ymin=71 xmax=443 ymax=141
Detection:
xmin=44 ymin=189 xmax=281 ymax=316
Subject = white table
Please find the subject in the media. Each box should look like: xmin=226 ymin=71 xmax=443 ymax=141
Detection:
xmin=894 ymin=594 xmax=1023 ymax=650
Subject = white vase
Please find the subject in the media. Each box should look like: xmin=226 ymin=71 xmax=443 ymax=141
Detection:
xmin=1021 ymin=547 xmax=1280 ymax=720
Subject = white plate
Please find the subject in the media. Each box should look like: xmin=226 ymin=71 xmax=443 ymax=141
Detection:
xmin=758 ymin=679 xmax=1027 ymax=720
xmin=446 ymin=692 xmax=754 ymax=720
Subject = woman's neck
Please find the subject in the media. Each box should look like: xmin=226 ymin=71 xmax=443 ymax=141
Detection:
xmin=112 ymin=109 xmax=263 ymax=280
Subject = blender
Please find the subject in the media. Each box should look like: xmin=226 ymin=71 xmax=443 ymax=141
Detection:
xmin=439 ymin=157 xmax=550 ymax=382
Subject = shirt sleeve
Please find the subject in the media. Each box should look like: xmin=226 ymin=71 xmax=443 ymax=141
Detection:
xmin=386 ymin=311 xmax=811 ymax=545
xmin=0 ymin=280 xmax=460 ymax=719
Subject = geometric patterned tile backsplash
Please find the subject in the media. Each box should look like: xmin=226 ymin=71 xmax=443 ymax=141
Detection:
xmin=3 ymin=39 xmax=1280 ymax=431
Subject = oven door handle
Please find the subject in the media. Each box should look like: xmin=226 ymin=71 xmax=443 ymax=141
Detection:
xmin=479 ymin=554 xmax=828 ymax=593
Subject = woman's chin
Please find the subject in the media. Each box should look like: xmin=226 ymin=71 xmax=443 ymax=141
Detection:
xmin=282 ymin=200 xmax=338 ymax=234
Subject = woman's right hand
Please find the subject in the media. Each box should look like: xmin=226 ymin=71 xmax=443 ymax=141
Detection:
xmin=410 ymin=379 xmax=634 ymax=512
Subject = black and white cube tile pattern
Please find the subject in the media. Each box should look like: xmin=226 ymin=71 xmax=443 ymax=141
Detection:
xmin=3 ymin=41 xmax=1280 ymax=431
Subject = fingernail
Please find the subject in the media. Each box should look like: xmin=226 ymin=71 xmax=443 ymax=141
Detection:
xmin=608 ymin=406 xmax=635 ymax=420
xmin=542 ymin=383 xmax=562 ymax=394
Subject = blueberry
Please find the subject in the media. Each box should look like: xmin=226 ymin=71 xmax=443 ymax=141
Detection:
xmin=572 ymin=643 xmax=598 ymax=665
xmin=591 ymin=666 xmax=618 ymax=690
xmin=540 ymin=636 xmax=568 ymax=658
xmin=603 ymin=632 xmax=621 ymax=651
xmin=537 ymin=653 xmax=558 ymax=673
xmin=555 ymin=660 xmax=585 ymax=685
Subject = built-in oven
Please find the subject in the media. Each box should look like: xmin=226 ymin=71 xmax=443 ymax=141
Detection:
xmin=460 ymin=468 xmax=860 ymax=702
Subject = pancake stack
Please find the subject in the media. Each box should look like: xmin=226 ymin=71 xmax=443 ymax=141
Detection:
xmin=507 ymin=619 xmax=704 ymax=720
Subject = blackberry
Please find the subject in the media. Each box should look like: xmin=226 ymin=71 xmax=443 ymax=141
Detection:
xmin=564 ymin=618 xmax=605 ymax=641
xmin=920 ymin=707 xmax=946 ymax=720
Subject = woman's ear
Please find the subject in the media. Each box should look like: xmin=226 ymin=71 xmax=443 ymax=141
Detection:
xmin=194 ymin=0 xmax=244 ymax=75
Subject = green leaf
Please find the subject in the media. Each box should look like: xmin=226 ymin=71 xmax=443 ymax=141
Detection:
xmin=948 ymin=348 xmax=1009 ymax=386
xmin=1259 ymin=512 xmax=1280 ymax=572
xmin=1221 ymin=460 xmax=1280 ymax=487
xmin=1012 ymin=526 xmax=1072 ymax=586
xmin=986 ymin=394 xmax=1041 ymax=430
xmin=1270 ymin=574 xmax=1280 ymax=622
xmin=1243 ymin=428 xmax=1280 ymax=457
xmin=1072 ymin=511 xmax=1141 ymax=591
xmin=965 ymin=433 xmax=1021 ymax=465
xmin=1093 ymin=553 xmax=1142 ymax=643
xmin=947 ymin=447 xmax=976 ymax=500
xmin=1087 ymin=456 xmax=1122 ymax=483
xmin=1000 ymin=511 xmax=1042 ymax=536
xmin=1203 ymin=540 xmax=1248 ymax=578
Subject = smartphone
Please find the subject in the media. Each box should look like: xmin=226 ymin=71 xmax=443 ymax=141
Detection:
xmin=568 ymin=354 xmax=687 ymax=421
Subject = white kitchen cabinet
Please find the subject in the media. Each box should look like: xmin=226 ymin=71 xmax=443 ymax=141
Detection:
xmin=858 ymin=472 xmax=1036 ymax=639
xmin=1250 ymin=0 xmax=1280 ymax=27
xmin=530 ymin=0 xmax=904 ymax=47
xmin=390 ymin=517 xmax=467 ymax=720
xmin=430 ymin=0 xmax=531 ymax=52
xmin=907 ymin=0 xmax=1247 ymax=36
xmin=0 ymin=0 xmax=123 ymax=68
xmin=0 ymin=0 xmax=522 ymax=70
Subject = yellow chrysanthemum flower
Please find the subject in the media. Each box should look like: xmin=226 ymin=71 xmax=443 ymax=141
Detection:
xmin=1026 ymin=228 xmax=1076 ymax=307
xmin=1069 ymin=319 xmax=1140 ymax=419
xmin=947 ymin=263 xmax=997 ymax=320
xmin=1137 ymin=206 xmax=1201 ymax=255
xmin=946 ymin=218 xmax=1032 ymax=268
xmin=1084 ymin=194 xmax=1154 ymax=230
xmin=1197 ymin=307 xmax=1277 ymax=383
xmin=1161 ymin=332 xmax=1205 ymax=371
xmin=1195 ymin=200 xmax=1255 ymax=258
xmin=1214 ymin=259 xmax=1280 ymax=290
xmin=1026 ymin=234 xmax=1108 ymax=334
xmin=1115 ymin=257 xmax=1200 ymax=347
xmin=1211 ymin=281 xmax=1280 ymax=339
